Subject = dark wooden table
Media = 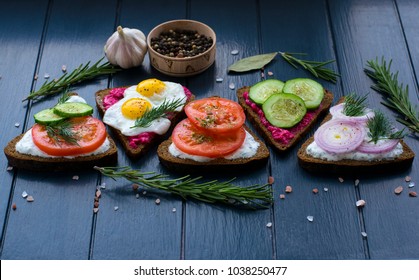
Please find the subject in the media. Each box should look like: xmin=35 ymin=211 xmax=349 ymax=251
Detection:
xmin=0 ymin=0 xmax=418 ymax=260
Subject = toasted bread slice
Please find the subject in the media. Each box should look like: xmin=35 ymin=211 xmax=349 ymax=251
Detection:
xmin=4 ymin=134 xmax=117 ymax=172
xmin=157 ymin=126 xmax=270 ymax=173
xmin=95 ymin=87 xmax=195 ymax=160
xmin=236 ymin=86 xmax=334 ymax=152
xmin=297 ymin=98 xmax=415 ymax=174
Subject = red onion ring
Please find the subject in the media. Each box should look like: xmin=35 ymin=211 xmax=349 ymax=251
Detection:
xmin=314 ymin=119 xmax=365 ymax=154
xmin=357 ymin=138 xmax=399 ymax=154
xmin=329 ymin=103 xmax=375 ymax=123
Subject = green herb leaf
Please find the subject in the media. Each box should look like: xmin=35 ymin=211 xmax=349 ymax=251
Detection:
xmin=343 ymin=93 xmax=368 ymax=117
xmin=364 ymin=57 xmax=419 ymax=134
xmin=46 ymin=119 xmax=80 ymax=146
xmin=131 ymin=98 xmax=186 ymax=128
xmin=94 ymin=166 xmax=273 ymax=209
xmin=367 ymin=110 xmax=405 ymax=143
xmin=228 ymin=52 xmax=278 ymax=72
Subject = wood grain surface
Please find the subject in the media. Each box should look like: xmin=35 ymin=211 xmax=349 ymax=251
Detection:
xmin=0 ymin=0 xmax=417 ymax=260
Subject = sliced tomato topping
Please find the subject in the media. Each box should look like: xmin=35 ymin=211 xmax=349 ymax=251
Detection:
xmin=32 ymin=116 xmax=107 ymax=156
xmin=185 ymin=97 xmax=246 ymax=133
xmin=172 ymin=119 xmax=246 ymax=158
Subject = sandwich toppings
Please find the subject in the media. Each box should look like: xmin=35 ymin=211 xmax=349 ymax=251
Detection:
xmin=169 ymin=97 xmax=260 ymax=161
xmin=307 ymin=95 xmax=405 ymax=161
xmin=16 ymin=95 xmax=111 ymax=157
xmin=102 ymin=78 xmax=192 ymax=148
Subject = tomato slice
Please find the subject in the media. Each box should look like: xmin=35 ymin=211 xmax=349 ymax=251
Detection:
xmin=172 ymin=119 xmax=246 ymax=158
xmin=32 ymin=116 xmax=107 ymax=156
xmin=185 ymin=97 xmax=246 ymax=133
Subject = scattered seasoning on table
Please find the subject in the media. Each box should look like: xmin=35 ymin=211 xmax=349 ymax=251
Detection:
xmin=6 ymin=166 xmax=13 ymax=171
xmin=72 ymin=175 xmax=79 ymax=180
xmin=99 ymin=183 xmax=106 ymax=190
xmin=34 ymin=74 xmax=38 ymax=80
xmin=26 ymin=196 xmax=34 ymax=202
xmin=356 ymin=199 xmax=366 ymax=207
xmin=93 ymin=208 xmax=99 ymax=213
xmin=323 ymin=187 xmax=329 ymax=192
xmin=405 ymin=176 xmax=411 ymax=182
xmin=142 ymin=191 xmax=147 ymax=195
xmin=12 ymin=203 xmax=17 ymax=211
xmin=231 ymin=49 xmax=239 ymax=55
xmin=155 ymin=198 xmax=161 ymax=205
xmin=338 ymin=177 xmax=344 ymax=183
xmin=361 ymin=231 xmax=368 ymax=238
xmin=409 ymin=191 xmax=417 ymax=197
xmin=312 ymin=188 xmax=319 ymax=194
xmin=229 ymin=82 xmax=235 ymax=90
xmin=216 ymin=78 xmax=223 ymax=83
xmin=44 ymin=73 xmax=50 ymax=79
xmin=14 ymin=122 xmax=20 ymax=128
xmin=355 ymin=179 xmax=360 ymax=187
xmin=150 ymin=29 xmax=213 ymax=58
xmin=268 ymin=176 xmax=274 ymax=185
xmin=285 ymin=185 xmax=293 ymax=193
xmin=22 ymin=191 xmax=28 ymax=198
xmin=267 ymin=71 xmax=274 ymax=76
xmin=394 ymin=186 xmax=403 ymax=195
xmin=279 ymin=194 xmax=285 ymax=199
xmin=132 ymin=183 xmax=139 ymax=191
xmin=408 ymin=182 xmax=415 ymax=188
xmin=114 ymin=206 xmax=119 ymax=211
xmin=135 ymin=193 xmax=140 ymax=199
xmin=61 ymin=65 xmax=67 ymax=72
xmin=307 ymin=216 xmax=314 ymax=222
xmin=172 ymin=208 xmax=176 ymax=213
xmin=95 ymin=189 xmax=101 ymax=198
xmin=266 ymin=222 xmax=272 ymax=228
xmin=94 ymin=201 xmax=99 ymax=208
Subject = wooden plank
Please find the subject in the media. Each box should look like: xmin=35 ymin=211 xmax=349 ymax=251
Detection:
xmin=1 ymin=0 xmax=117 ymax=259
xmin=0 ymin=0 xmax=49 ymax=254
xmin=91 ymin=0 xmax=188 ymax=259
xmin=328 ymin=0 xmax=419 ymax=259
xmin=260 ymin=0 xmax=366 ymax=259
xmin=184 ymin=0 xmax=273 ymax=260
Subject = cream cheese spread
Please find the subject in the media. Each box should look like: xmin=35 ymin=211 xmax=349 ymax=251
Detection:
xmin=168 ymin=130 xmax=260 ymax=162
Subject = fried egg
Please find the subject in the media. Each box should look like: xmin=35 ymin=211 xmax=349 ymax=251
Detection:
xmin=103 ymin=79 xmax=187 ymax=136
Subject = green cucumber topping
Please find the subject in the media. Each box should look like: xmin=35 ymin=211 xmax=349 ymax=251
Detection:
xmin=34 ymin=108 xmax=66 ymax=125
xmin=262 ymin=93 xmax=307 ymax=128
xmin=53 ymin=102 xmax=93 ymax=118
xmin=282 ymin=78 xmax=324 ymax=109
xmin=249 ymin=79 xmax=285 ymax=105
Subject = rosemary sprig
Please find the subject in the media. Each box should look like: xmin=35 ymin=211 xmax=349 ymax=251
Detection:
xmin=279 ymin=52 xmax=340 ymax=83
xmin=24 ymin=57 xmax=120 ymax=102
xmin=46 ymin=119 xmax=80 ymax=146
xmin=343 ymin=93 xmax=368 ymax=117
xmin=367 ymin=111 xmax=405 ymax=144
xmin=131 ymin=98 xmax=186 ymax=128
xmin=94 ymin=166 xmax=273 ymax=209
xmin=364 ymin=57 xmax=419 ymax=134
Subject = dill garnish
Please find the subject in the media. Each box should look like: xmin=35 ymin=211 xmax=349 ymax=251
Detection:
xmin=343 ymin=93 xmax=368 ymax=117
xmin=46 ymin=119 xmax=79 ymax=146
xmin=367 ymin=111 xmax=405 ymax=144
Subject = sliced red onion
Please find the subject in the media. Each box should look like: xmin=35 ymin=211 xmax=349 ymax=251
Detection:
xmin=314 ymin=119 xmax=365 ymax=154
xmin=357 ymin=138 xmax=399 ymax=154
xmin=329 ymin=103 xmax=375 ymax=123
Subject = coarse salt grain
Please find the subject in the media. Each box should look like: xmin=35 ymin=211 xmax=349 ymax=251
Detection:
xmin=14 ymin=123 xmax=20 ymax=127
xmin=44 ymin=73 xmax=50 ymax=79
xmin=409 ymin=191 xmax=417 ymax=197
xmin=312 ymin=188 xmax=319 ymax=194
xmin=408 ymin=182 xmax=415 ymax=188
xmin=356 ymin=199 xmax=366 ymax=207
xmin=172 ymin=208 xmax=176 ymax=213
xmin=266 ymin=222 xmax=272 ymax=228
xmin=285 ymin=185 xmax=292 ymax=193
xmin=216 ymin=78 xmax=223 ymax=83
xmin=268 ymin=176 xmax=274 ymax=185
xmin=231 ymin=49 xmax=239 ymax=55
xmin=93 ymin=208 xmax=99 ymax=213
xmin=405 ymin=176 xmax=411 ymax=182
xmin=361 ymin=232 xmax=367 ymax=237
xmin=135 ymin=194 xmax=140 ymax=199
xmin=72 ymin=175 xmax=79 ymax=180
xmin=394 ymin=186 xmax=403 ymax=194
xmin=307 ymin=216 xmax=314 ymax=222
xmin=338 ymin=177 xmax=344 ymax=183
xmin=155 ymin=198 xmax=161 ymax=205
xmin=61 ymin=65 xmax=67 ymax=72
xmin=323 ymin=187 xmax=329 ymax=192
xmin=229 ymin=83 xmax=235 ymax=90
xmin=95 ymin=190 xmax=101 ymax=198
xmin=22 ymin=191 xmax=28 ymax=198
xmin=114 ymin=206 xmax=119 ymax=211
xmin=26 ymin=196 xmax=34 ymax=202
xmin=6 ymin=166 xmax=13 ymax=171
xmin=355 ymin=179 xmax=360 ymax=186
xmin=279 ymin=194 xmax=285 ymax=199
xmin=267 ymin=71 xmax=273 ymax=76
xmin=12 ymin=204 xmax=17 ymax=211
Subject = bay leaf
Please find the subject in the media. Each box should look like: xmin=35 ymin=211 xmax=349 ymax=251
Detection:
xmin=228 ymin=52 xmax=278 ymax=72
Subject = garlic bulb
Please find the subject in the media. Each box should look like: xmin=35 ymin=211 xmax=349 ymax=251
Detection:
xmin=104 ymin=26 xmax=148 ymax=69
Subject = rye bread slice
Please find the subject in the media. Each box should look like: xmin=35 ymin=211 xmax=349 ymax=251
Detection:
xmin=236 ymin=86 xmax=334 ymax=152
xmin=95 ymin=87 xmax=195 ymax=160
xmin=297 ymin=98 xmax=415 ymax=174
xmin=157 ymin=126 xmax=270 ymax=173
xmin=4 ymin=134 xmax=117 ymax=172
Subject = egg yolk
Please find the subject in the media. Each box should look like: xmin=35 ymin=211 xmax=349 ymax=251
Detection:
xmin=121 ymin=98 xmax=152 ymax=119
xmin=136 ymin=78 xmax=166 ymax=97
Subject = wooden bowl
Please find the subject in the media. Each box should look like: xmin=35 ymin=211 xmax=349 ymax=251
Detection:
xmin=147 ymin=19 xmax=216 ymax=77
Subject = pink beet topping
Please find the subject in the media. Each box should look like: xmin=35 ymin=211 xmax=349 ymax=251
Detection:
xmin=243 ymin=91 xmax=320 ymax=145
xmin=103 ymin=85 xmax=193 ymax=149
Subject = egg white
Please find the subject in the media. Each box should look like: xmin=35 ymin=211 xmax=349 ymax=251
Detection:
xmin=103 ymin=81 xmax=187 ymax=136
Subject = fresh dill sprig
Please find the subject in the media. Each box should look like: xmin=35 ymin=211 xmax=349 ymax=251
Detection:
xmin=367 ymin=111 xmax=405 ymax=144
xmin=343 ymin=93 xmax=368 ymax=117
xmin=56 ymin=90 xmax=72 ymax=105
xmin=94 ymin=166 xmax=273 ymax=209
xmin=364 ymin=57 xmax=419 ymax=134
xmin=279 ymin=52 xmax=340 ymax=83
xmin=46 ymin=119 xmax=80 ymax=146
xmin=131 ymin=98 xmax=186 ymax=128
xmin=24 ymin=57 xmax=120 ymax=102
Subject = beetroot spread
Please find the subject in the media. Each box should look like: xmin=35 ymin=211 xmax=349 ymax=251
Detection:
xmin=103 ymin=86 xmax=192 ymax=149
xmin=243 ymin=91 xmax=320 ymax=145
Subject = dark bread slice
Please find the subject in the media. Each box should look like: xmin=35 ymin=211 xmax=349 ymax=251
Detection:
xmin=236 ymin=86 xmax=334 ymax=152
xmin=297 ymin=98 xmax=415 ymax=174
xmin=95 ymin=87 xmax=195 ymax=160
xmin=157 ymin=126 xmax=270 ymax=173
xmin=4 ymin=134 xmax=117 ymax=172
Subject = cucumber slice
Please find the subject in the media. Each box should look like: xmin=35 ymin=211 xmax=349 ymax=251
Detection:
xmin=34 ymin=108 xmax=66 ymax=125
xmin=53 ymin=102 xmax=93 ymax=117
xmin=249 ymin=79 xmax=285 ymax=105
xmin=282 ymin=78 xmax=324 ymax=109
xmin=262 ymin=93 xmax=307 ymax=128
